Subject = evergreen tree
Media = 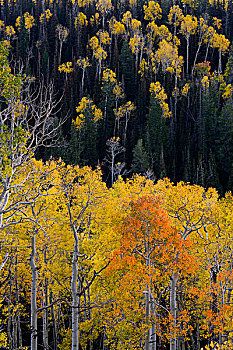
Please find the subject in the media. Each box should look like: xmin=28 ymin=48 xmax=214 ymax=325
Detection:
xmin=131 ymin=138 xmax=149 ymax=174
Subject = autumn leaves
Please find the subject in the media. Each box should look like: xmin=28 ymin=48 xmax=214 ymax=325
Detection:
xmin=1 ymin=154 xmax=233 ymax=349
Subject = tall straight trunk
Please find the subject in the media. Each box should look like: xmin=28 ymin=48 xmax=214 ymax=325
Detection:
xmin=72 ymin=246 xmax=79 ymax=350
xmin=8 ymin=268 xmax=13 ymax=350
xmin=145 ymin=223 xmax=156 ymax=350
xmin=111 ymin=150 xmax=115 ymax=187
xmin=15 ymin=254 xmax=22 ymax=348
xmin=87 ymin=284 xmax=94 ymax=350
xmin=145 ymin=286 xmax=150 ymax=350
xmin=42 ymin=279 xmax=49 ymax=350
xmin=170 ymin=272 xmax=177 ymax=350
xmin=218 ymin=50 xmax=222 ymax=74
xmin=145 ymin=224 xmax=150 ymax=350
xmin=192 ymin=40 xmax=203 ymax=77
xmin=50 ymin=291 xmax=57 ymax=350
xmin=150 ymin=290 xmax=156 ymax=350
xmin=30 ymin=233 xmax=38 ymax=350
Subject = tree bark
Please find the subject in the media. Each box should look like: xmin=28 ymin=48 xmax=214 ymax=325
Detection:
xmin=30 ymin=233 xmax=38 ymax=350
xmin=72 ymin=246 xmax=79 ymax=350
xmin=170 ymin=272 xmax=177 ymax=350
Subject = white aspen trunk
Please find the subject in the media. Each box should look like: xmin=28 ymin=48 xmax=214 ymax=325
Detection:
xmin=15 ymin=254 xmax=22 ymax=348
xmin=59 ymin=42 xmax=63 ymax=66
xmin=7 ymin=272 xmax=13 ymax=350
xmin=30 ymin=233 xmax=38 ymax=350
xmin=191 ymin=40 xmax=203 ymax=77
xmin=0 ymin=179 xmax=10 ymax=229
xmin=205 ymin=41 xmax=210 ymax=62
xmin=114 ymin=100 xmax=118 ymax=137
xmin=186 ymin=39 xmax=189 ymax=75
xmin=218 ymin=50 xmax=222 ymax=74
xmin=72 ymin=246 xmax=79 ymax=350
xmin=0 ymin=252 xmax=9 ymax=271
xmin=111 ymin=150 xmax=115 ymax=186
xmin=145 ymin=222 xmax=156 ymax=350
xmin=50 ymin=291 xmax=58 ymax=350
xmin=42 ymin=279 xmax=49 ymax=350
xmin=81 ymin=69 xmax=85 ymax=97
xmin=150 ymin=290 xmax=156 ymax=350
xmin=104 ymin=95 xmax=108 ymax=137
xmin=12 ymin=314 xmax=17 ymax=350
xmin=145 ymin=287 xmax=150 ymax=350
xmin=170 ymin=272 xmax=177 ymax=350
xmin=123 ymin=114 xmax=129 ymax=148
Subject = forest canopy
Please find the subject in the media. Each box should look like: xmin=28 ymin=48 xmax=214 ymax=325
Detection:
xmin=1 ymin=0 xmax=233 ymax=350
xmin=1 ymin=0 xmax=233 ymax=190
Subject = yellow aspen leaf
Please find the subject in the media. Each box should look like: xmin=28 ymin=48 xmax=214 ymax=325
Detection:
xmin=143 ymin=1 xmax=162 ymax=21
xmin=58 ymin=62 xmax=73 ymax=73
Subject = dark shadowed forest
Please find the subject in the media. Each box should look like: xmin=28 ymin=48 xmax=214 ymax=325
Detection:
xmin=1 ymin=1 xmax=233 ymax=349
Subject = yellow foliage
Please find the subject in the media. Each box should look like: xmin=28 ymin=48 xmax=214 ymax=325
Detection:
xmin=211 ymin=33 xmax=230 ymax=54
xmin=89 ymin=36 xmax=99 ymax=51
xmin=109 ymin=17 xmax=125 ymax=36
xmin=96 ymin=0 xmax=113 ymax=14
xmin=113 ymin=83 xmax=124 ymax=99
xmin=0 ymin=332 xmax=8 ymax=348
xmin=15 ymin=16 xmax=21 ymax=29
xmin=102 ymin=68 xmax=116 ymax=84
xmin=180 ymin=15 xmax=198 ymax=40
xmin=150 ymin=82 xmax=171 ymax=118
xmin=201 ymin=76 xmax=209 ymax=91
xmin=77 ymin=0 xmax=93 ymax=6
xmin=143 ymin=1 xmax=162 ymax=22
xmin=97 ymin=30 xmax=111 ymax=45
xmin=40 ymin=9 xmax=53 ymax=23
xmin=24 ymin=12 xmax=35 ymax=31
xmin=77 ymin=57 xmax=90 ymax=69
xmin=58 ymin=62 xmax=73 ymax=73
xmin=90 ymin=12 xmax=100 ymax=26
xmin=116 ymin=101 xmax=135 ymax=120
xmin=78 ymin=12 xmax=88 ymax=27
xmin=122 ymin=11 xmax=132 ymax=29
xmin=138 ymin=58 xmax=148 ymax=78
xmin=74 ymin=97 xmax=102 ymax=129
xmin=130 ymin=18 xmax=141 ymax=33
xmin=182 ymin=83 xmax=190 ymax=96
xmin=56 ymin=24 xmax=69 ymax=42
xmin=156 ymin=40 xmax=183 ymax=77
xmin=5 ymin=25 xmax=15 ymax=37
xmin=168 ymin=5 xmax=184 ymax=26
xmin=222 ymin=84 xmax=233 ymax=99
xmin=129 ymin=34 xmax=144 ymax=55
xmin=156 ymin=25 xmax=173 ymax=41
xmin=212 ymin=17 xmax=222 ymax=29
xmin=0 ymin=20 xmax=5 ymax=31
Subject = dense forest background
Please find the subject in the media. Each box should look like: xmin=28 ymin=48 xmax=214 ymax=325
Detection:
xmin=2 ymin=1 xmax=233 ymax=350
xmin=1 ymin=0 xmax=233 ymax=191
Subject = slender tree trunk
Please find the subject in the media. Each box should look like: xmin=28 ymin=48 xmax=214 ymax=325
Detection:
xmin=72 ymin=246 xmax=79 ymax=350
xmin=50 ymin=291 xmax=58 ymax=350
xmin=150 ymin=290 xmax=156 ymax=350
xmin=111 ymin=150 xmax=115 ymax=186
xmin=192 ymin=40 xmax=203 ymax=77
xmin=30 ymin=233 xmax=38 ymax=350
xmin=81 ymin=69 xmax=85 ymax=98
xmin=186 ymin=39 xmax=189 ymax=75
xmin=218 ymin=50 xmax=222 ymax=74
xmin=42 ymin=279 xmax=49 ymax=350
xmin=205 ymin=41 xmax=210 ymax=62
xmin=15 ymin=254 xmax=22 ymax=348
xmin=8 ymin=268 xmax=13 ymax=350
xmin=170 ymin=272 xmax=177 ymax=350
